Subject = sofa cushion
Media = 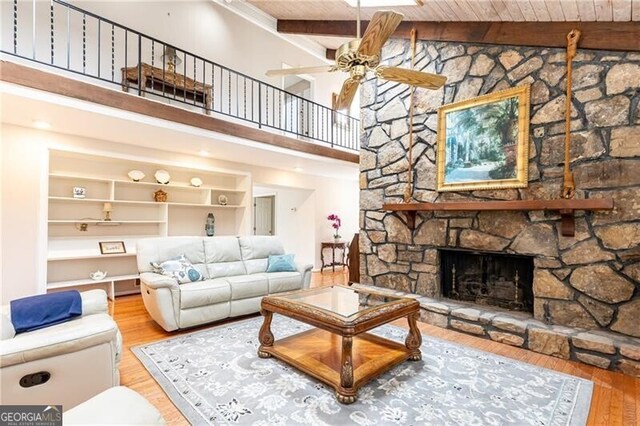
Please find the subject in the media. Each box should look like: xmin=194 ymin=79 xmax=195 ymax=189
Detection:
xmin=64 ymin=386 xmax=166 ymax=425
xmin=239 ymin=236 xmax=285 ymax=274
xmin=226 ymin=275 xmax=269 ymax=301
xmin=151 ymin=255 xmax=203 ymax=284
xmin=179 ymin=279 xmax=230 ymax=309
xmin=137 ymin=237 xmax=208 ymax=278
xmin=204 ymin=237 xmax=247 ymax=278
xmin=266 ymin=272 xmax=303 ymax=294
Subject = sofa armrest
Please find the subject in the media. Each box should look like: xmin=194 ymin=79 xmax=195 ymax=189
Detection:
xmin=81 ymin=289 xmax=109 ymax=316
xmin=139 ymin=272 xmax=179 ymax=290
xmin=296 ymin=262 xmax=313 ymax=289
xmin=0 ymin=314 xmax=119 ymax=368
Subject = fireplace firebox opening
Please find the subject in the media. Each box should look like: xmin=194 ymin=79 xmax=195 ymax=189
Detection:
xmin=439 ymin=249 xmax=534 ymax=313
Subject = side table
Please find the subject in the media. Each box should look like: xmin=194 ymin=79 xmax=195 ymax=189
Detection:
xmin=321 ymin=242 xmax=347 ymax=272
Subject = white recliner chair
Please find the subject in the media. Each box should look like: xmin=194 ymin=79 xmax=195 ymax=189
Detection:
xmin=0 ymin=290 xmax=122 ymax=409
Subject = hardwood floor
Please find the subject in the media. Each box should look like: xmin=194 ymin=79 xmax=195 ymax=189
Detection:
xmin=113 ymin=268 xmax=638 ymax=425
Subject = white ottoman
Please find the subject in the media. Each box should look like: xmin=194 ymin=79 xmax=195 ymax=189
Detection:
xmin=64 ymin=387 xmax=165 ymax=425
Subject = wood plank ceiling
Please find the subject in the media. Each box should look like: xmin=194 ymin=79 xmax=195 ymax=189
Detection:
xmin=247 ymin=0 xmax=640 ymax=22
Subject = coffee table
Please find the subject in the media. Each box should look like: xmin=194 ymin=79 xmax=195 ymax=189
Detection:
xmin=257 ymin=285 xmax=422 ymax=404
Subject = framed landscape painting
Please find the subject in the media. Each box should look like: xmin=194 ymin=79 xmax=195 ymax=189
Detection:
xmin=436 ymin=85 xmax=530 ymax=192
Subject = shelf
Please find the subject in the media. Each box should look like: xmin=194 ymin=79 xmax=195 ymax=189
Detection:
xmin=167 ymin=203 xmax=245 ymax=208
xmin=49 ymin=197 xmax=244 ymax=208
xmin=49 ymin=173 xmax=112 ymax=183
xmin=48 ymin=250 xmax=136 ymax=261
xmin=383 ymin=198 xmax=614 ymax=237
xmin=48 ymin=274 xmax=139 ymax=289
xmin=113 ymin=178 xmax=245 ymax=193
xmin=48 ymin=220 xmax=165 ymax=224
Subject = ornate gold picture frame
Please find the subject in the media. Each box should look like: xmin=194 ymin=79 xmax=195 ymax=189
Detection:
xmin=436 ymin=85 xmax=530 ymax=192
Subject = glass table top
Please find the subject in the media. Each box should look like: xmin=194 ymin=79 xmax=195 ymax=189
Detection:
xmin=277 ymin=285 xmax=406 ymax=318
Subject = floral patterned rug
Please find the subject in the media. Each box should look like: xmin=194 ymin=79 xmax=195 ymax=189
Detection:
xmin=132 ymin=316 xmax=593 ymax=426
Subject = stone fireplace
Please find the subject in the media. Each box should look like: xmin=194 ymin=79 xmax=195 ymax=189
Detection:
xmin=439 ymin=249 xmax=534 ymax=313
xmin=358 ymin=39 xmax=640 ymax=376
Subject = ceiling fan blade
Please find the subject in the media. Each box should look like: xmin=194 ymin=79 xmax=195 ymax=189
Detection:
xmin=376 ymin=66 xmax=447 ymax=89
xmin=335 ymin=78 xmax=360 ymax=111
xmin=265 ymin=65 xmax=334 ymax=77
xmin=357 ymin=11 xmax=404 ymax=58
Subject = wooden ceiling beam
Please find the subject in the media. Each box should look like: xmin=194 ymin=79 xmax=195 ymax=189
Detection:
xmin=278 ymin=20 xmax=640 ymax=51
xmin=326 ymin=49 xmax=336 ymax=60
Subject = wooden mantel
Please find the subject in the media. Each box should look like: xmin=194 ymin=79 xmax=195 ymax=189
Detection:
xmin=382 ymin=198 xmax=614 ymax=237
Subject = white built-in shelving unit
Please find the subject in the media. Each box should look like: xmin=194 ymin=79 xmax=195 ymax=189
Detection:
xmin=47 ymin=150 xmax=251 ymax=299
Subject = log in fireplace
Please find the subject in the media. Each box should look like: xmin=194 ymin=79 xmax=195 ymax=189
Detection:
xmin=439 ymin=249 xmax=534 ymax=313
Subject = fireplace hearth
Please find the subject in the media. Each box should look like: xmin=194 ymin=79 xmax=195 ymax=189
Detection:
xmin=439 ymin=249 xmax=534 ymax=313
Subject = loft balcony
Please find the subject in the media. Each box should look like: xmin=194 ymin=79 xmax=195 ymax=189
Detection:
xmin=0 ymin=0 xmax=359 ymax=162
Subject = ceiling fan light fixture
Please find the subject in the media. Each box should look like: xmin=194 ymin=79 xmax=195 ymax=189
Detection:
xmin=343 ymin=0 xmax=420 ymax=7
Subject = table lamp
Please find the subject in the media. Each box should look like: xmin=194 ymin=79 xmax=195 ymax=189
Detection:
xmin=162 ymin=46 xmax=182 ymax=73
xmin=102 ymin=202 xmax=113 ymax=221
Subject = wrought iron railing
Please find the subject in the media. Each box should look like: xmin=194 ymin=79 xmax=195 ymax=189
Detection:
xmin=1 ymin=0 xmax=360 ymax=151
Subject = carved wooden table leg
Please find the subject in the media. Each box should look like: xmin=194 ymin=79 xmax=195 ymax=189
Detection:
xmin=406 ymin=313 xmax=422 ymax=361
xmin=258 ymin=310 xmax=274 ymax=358
xmin=336 ymin=335 xmax=357 ymax=404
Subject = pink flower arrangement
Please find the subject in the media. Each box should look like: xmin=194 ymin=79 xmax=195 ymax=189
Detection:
xmin=327 ymin=214 xmax=341 ymax=239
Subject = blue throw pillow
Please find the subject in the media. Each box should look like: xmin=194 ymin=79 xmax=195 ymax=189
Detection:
xmin=266 ymin=254 xmax=297 ymax=273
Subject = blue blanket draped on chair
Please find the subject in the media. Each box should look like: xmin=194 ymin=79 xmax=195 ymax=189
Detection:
xmin=10 ymin=290 xmax=82 ymax=334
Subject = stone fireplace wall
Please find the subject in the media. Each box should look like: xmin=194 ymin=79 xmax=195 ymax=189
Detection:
xmin=359 ymin=40 xmax=640 ymax=338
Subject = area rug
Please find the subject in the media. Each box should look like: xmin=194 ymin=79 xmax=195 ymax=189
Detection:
xmin=132 ymin=317 xmax=593 ymax=426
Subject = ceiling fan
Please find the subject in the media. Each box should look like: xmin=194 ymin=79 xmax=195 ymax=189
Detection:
xmin=265 ymin=1 xmax=447 ymax=111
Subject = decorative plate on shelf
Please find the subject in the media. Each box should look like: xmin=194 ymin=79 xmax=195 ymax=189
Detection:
xmin=218 ymin=194 xmax=228 ymax=205
xmin=127 ymin=170 xmax=145 ymax=182
xmin=190 ymin=177 xmax=203 ymax=187
xmin=155 ymin=170 xmax=171 ymax=184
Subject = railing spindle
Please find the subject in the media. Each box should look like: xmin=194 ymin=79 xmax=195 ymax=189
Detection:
xmin=110 ymin=24 xmax=114 ymax=81
xmin=137 ymin=35 xmax=141 ymax=96
xmin=50 ymin=2 xmax=54 ymax=64
xmin=192 ymin=55 xmax=196 ymax=106
xmin=82 ymin=14 xmax=86 ymax=73
xmin=97 ymin=20 xmax=100 ymax=78
xmin=13 ymin=0 xmax=17 ymax=54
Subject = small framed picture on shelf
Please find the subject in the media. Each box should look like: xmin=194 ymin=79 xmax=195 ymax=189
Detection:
xmin=99 ymin=241 xmax=126 ymax=255
xmin=73 ymin=186 xmax=86 ymax=199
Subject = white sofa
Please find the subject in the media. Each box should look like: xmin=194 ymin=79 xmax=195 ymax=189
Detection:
xmin=136 ymin=236 xmax=313 ymax=331
xmin=0 ymin=290 xmax=121 ymax=409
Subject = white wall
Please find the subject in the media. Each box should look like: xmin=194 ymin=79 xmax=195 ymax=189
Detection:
xmin=0 ymin=126 xmax=49 ymax=304
xmin=254 ymin=185 xmax=316 ymax=268
xmin=0 ymin=123 xmax=359 ymax=302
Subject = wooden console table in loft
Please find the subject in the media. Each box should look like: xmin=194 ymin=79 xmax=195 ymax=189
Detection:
xmin=383 ymin=199 xmax=614 ymax=237
xmin=121 ymin=63 xmax=212 ymax=114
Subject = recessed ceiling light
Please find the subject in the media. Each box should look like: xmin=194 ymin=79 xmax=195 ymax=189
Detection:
xmin=343 ymin=0 xmax=420 ymax=7
xmin=199 ymin=150 xmax=210 ymax=157
xmin=293 ymin=167 xmax=304 ymax=172
xmin=33 ymin=120 xmax=51 ymax=129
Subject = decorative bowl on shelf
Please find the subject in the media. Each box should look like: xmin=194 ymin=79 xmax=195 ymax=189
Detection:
xmin=190 ymin=177 xmax=203 ymax=187
xmin=154 ymin=170 xmax=171 ymax=184
xmin=89 ymin=270 xmax=108 ymax=280
xmin=218 ymin=194 xmax=228 ymax=205
xmin=127 ymin=170 xmax=145 ymax=182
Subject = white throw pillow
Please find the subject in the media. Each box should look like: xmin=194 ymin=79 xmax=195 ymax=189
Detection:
xmin=151 ymin=255 xmax=203 ymax=284
xmin=1 ymin=311 xmax=16 ymax=340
